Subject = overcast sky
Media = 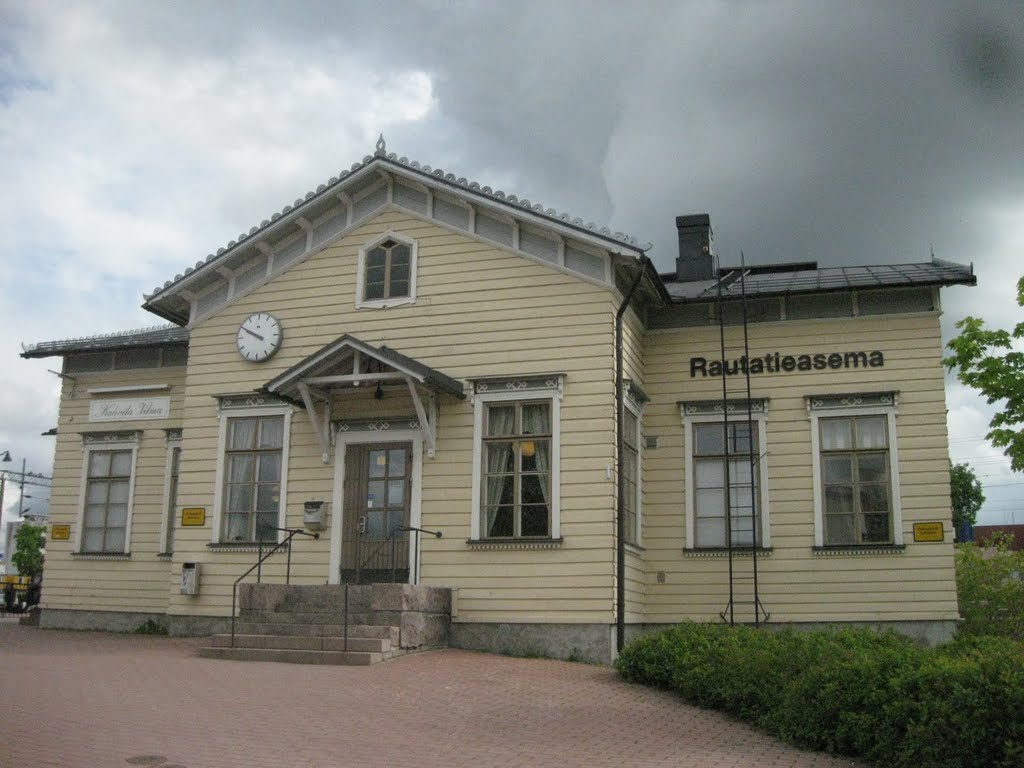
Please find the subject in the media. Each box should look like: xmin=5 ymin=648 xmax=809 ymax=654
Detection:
xmin=2 ymin=1 xmax=1022 ymax=542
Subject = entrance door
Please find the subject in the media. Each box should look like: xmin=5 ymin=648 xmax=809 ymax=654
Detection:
xmin=341 ymin=443 xmax=412 ymax=583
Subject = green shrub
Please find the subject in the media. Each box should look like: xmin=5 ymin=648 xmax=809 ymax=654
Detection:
xmin=956 ymin=536 xmax=1024 ymax=640
xmin=616 ymin=622 xmax=1024 ymax=768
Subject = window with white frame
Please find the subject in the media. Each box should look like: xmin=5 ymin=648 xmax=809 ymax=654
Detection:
xmin=809 ymin=393 xmax=902 ymax=548
xmin=471 ymin=377 xmax=562 ymax=542
xmin=682 ymin=401 xmax=770 ymax=550
xmin=160 ymin=437 xmax=182 ymax=554
xmin=213 ymin=405 xmax=291 ymax=543
xmin=622 ymin=405 xmax=641 ymax=546
xmin=79 ymin=436 xmax=138 ymax=554
xmin=356 ymin=232 xmax=417 ymax=309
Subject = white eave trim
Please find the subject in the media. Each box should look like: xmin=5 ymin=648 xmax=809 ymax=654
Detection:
xmin=87 ymin=384 xmax=172 ymax=394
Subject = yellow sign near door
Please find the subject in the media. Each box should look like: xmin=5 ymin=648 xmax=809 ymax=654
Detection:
xmin=181 ymin=508 xmax=206 ymax=526
xmin=913 ymin=522 xmax=944 ymax=542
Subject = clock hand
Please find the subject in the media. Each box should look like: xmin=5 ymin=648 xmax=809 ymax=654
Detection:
xmin=242 ymin=326 xmax=265 ymax=341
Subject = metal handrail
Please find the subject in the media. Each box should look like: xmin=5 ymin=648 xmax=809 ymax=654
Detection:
xmin=230 ymin=526 xmax=319 ymax=647
xmin=395 ymin=526 xmax=442 ymax=584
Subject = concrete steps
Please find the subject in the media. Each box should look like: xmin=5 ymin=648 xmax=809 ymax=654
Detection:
xmin=197 ymin=583 xmax=451 ymax=667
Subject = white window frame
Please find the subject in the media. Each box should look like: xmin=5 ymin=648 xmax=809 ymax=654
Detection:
xmin=75 ymin=436 xmax=140 ymax=555
xmin=623 ymin=399 xmax=643 ymax=547
xmin=159 ymin=434 xmax=182 ymax=555
xmin=355 ymin=230 xmax=418 ymax=310
xmin=683 ymin=409 xmax=770 ymax=550
xmin=211 ymin=405 xmax=292 ymax=544
xmin=810 ymin=402 xmax=903 ymax=548
xmin=470 ymin=389 xmax=562 ymax=541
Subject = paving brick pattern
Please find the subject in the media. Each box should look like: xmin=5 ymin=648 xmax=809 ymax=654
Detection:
xmin=0 ymin=623 xmax=862 ymax=768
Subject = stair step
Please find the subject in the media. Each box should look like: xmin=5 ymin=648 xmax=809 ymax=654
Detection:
xmin=232 ymin=622 xmax=399 ymax=642
xmin=209 ymin=634 xmax=389 ymax=653
xmin=239 ymin=610 xmax=394 ymax=626
xmin=197 ymin=647 xmax=383 ymax=666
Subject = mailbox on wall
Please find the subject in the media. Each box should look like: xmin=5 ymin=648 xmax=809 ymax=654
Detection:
xmin=180 ymin=562 xmax=200 ymax=595
xmin=303 ymin=501 xmax=328 ymax=531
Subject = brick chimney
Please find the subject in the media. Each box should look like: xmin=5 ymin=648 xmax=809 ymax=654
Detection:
xmin=675 ymin=214 xmax=714 ymax=281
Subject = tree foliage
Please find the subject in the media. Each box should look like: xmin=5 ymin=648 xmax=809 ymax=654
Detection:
xmin=944 ymin=275 xmax=1024 ymax=471
xmin=11 ymin=524 xmax=45 ymax=579
xmin=950 ymin=461 xmax=985 ymax=531
xmin=956 ymin=533 xmax=1024 ymax=641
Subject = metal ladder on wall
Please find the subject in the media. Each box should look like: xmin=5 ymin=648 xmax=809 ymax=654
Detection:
xmin=715 ymin=255 xmax=769 ymax=626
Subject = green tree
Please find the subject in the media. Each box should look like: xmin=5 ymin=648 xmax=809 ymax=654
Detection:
xmin=950 ymin=461 xmax=985 ymax=532
xmin=11 ymin=524 xmax=45 ymax=579
xmin=944 ymin=275 xmax=1024 ymax=471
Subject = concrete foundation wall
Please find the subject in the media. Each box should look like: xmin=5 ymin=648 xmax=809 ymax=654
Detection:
xmin=450 ymin=622 xmax=615 ymax=664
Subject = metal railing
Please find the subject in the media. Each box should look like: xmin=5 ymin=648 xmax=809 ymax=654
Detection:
xmin=230 ymin=526 xmax=319 ymax=647
xmin=395 ymin=525 xmax=442 ymax=584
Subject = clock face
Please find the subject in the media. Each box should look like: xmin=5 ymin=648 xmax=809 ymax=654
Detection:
xmin=236 ymin=313 xmax=282 ymax=362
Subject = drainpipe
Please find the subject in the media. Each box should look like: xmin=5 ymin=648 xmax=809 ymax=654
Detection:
xmin=615 ymin=254 xmax=651 ymax=654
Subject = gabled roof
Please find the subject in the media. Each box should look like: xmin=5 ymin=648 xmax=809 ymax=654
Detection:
xmin=663 ymin=257 xmax=976 ymax=301
xmin=264 ymin=334 xmax=465 ymax=401
xmin=21 ymin=324 xmax=189 ymax=359
xmin=143 ymin=137 xmax=647 ymax=325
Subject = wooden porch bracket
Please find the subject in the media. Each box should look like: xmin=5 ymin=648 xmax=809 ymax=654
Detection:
xmin=405 ymin=377 xmax=436 ymax=458
xmin=297 ymin=382 xmax=332 ymax=463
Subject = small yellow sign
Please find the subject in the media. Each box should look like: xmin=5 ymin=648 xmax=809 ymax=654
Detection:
xmin=913 ymin=522 xmax=945 ymax=542
xmin=181 ymin=508 xmax=207 ymax=527
xmin=50 ymin=524 xmax=72 ymax=541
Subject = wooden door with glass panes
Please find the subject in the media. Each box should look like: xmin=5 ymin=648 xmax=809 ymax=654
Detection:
xmin=341 ymin=443 xmax=412 ymax=583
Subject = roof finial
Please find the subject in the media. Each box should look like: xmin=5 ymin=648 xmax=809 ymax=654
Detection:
xmin=375 ymin=133 xmax=387 ymax=157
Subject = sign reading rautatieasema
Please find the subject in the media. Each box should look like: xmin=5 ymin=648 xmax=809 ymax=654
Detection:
xmin=89 ymin=397 xmax=171 ymax=422
xmin=690 ymin=351 xmax=885 ymax=377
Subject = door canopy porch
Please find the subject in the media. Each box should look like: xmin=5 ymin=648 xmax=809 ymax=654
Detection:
xmin=264 ymin=334 xmax=464 ymax=462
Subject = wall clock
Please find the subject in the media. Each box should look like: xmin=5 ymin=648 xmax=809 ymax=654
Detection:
xmin=236 ymin=312 xmax=283 ymax=362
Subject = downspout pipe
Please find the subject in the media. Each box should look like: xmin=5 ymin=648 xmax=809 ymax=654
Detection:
xmin=616 ymin=254 xmax=652 ymax=654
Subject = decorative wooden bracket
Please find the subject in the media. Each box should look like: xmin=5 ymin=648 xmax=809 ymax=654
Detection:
xmin=405 ymin=377 xmax=436 ymax=458
xmin=297 ymin=382 xmax=332 ymax=463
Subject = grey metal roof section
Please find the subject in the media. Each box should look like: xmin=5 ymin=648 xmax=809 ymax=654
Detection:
xmin=264 ymin=333 xmax=465 ymax=401
xmin=21 ymin=324 xmax=189 ymax=359
xmin=144 ymin=136 xmax=646 ymax=307
xmin=663 ymin=258 xmax=976 ymax=301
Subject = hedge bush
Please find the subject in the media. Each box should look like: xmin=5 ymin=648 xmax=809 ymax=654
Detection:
xmin=616 ymin=623 xmax=1024 ymax=768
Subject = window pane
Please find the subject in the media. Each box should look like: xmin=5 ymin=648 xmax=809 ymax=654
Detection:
xmin=89 ymin=451 xmax=111 ymax=477
xmin=228 ymin=484 xmax=253 ymax=512
xmin=225 ymin=513 xmax=249 ymax=541
xmin=256 ymin=484 xmax=279 ymax=512
xmin=387 ymin=480 xmax=405 ymax=507
xmin=367 ymin=480 xmax=386 ymax=509
xmin=486 ymin=506 xmax=513 ymax=537
xmin=110 ymin=451 xmax=132 ymax=477
xmin=823 ymin=456 xmax=853 ymax=483
xmin=487 ymin=406 xmax=515 ymax=436
xmin=365 ymin=510 xmax=385 ymax=539
xmin=694 ymin=424 xmax=724 ymax=455
xmin=390 ymin=262 xmax=410 ymax=282
xmin=825 ymin=485 xmax=854 ymax=514
xmin=259 ymin=417 xmax=284 ymax=449
xmin=858 ymin=453 xmax=888 ymax=482
xmin=257 ymin=453 xmax=281 ymax=483
xmin=860 ymin=484 xmax=889 ymax=513
xmin=695 ymin=459 xmax=724 ymax=488
xmin=82 ymin=529 xmax=104 ymax=552
xmin=486 ymin=443 xmax=514 ymax=473
xmin=821 ymin=419 xmax=852 ymax=450
xmin=522 ymin=403 xmax=550 ymax=435
xmin=729 ymin=459 xmax=753 ymax=485
xmin=696 ymin=489 xmax=726 ymax=517
xmin=730 ymin=487 xmax=754 ymax=514
xmin=729 ymin=423 xmax=754 ymax=453
xmin=388 ymin=279 xmax=409 ymax=297
xmin=109 ymin=479 xmax=130 ymax=504
xmin=104 ymin=528 xmax=125 ymax=552
xmin=366 ymin=248 xmax=386 ymax=267
xmin=390 ymin=245 xmax=410 ymax=265
xmin=84 ymin=504 xmax=106 ymax=527
xmin=697 ymin=518 xmax=726 ymax=547
xmin=255 ymin=514 xmax=277 ymax=540
xmin=106 ymin=504 xmax=128 ymax=527
xmin=521 ymin=505 xmax=549 ymax=537
xmin=856 ymin=416 xmax=888 ymax=449
xmin=485 ymin=473 xmax=514 ymax=509
xmin=388 ymin=449 xmax=407 ymax=475
xmin=825 ymin=514 xmax=856 ymax=545
xmin=624 ymin=410 xmax=638 ymax=447
xmin=227 ymin=455 xmax=255 ymax=484
xmin=863 ymin=513 xmax=890 ymax=542
xmin=521 ymin=474 xmax=549 ymax=506
xmin=365 ymin=281 xmax=385 ymax=300
xmin=87 ymin=482 xmax=108 ymax=505
xmin=229 ymin=419 xmax=257 ymax=450
xmin=368 ymin=450 xmax=387 ymax=477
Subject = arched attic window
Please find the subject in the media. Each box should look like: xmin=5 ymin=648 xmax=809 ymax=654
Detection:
xmin=355 ymin=231 xmax=418 ymax=309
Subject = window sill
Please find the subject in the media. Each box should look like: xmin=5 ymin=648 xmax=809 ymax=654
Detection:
xmin=157 ymin=552 xmax=173 ymax=559
xmin=466 ymin=537 xmax=563 ymax=551
xmin=356 ymin=296 xmax=415 ymax=310
xmin=624 ymin=542 xmax=645 ymax=555
xmin=72 ymin=552 xmax=131 ymax=560
xmin=207 ymin=542 xmax=282 ymax=553
xmin=684 ymin=547 xmax=773 ymax=558
xmin=812 ymin=544 xmax=905 ymax=556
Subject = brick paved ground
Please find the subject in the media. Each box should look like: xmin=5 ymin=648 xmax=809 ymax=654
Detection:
xmin=0 ymin=622 xmax=862 ymax=768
